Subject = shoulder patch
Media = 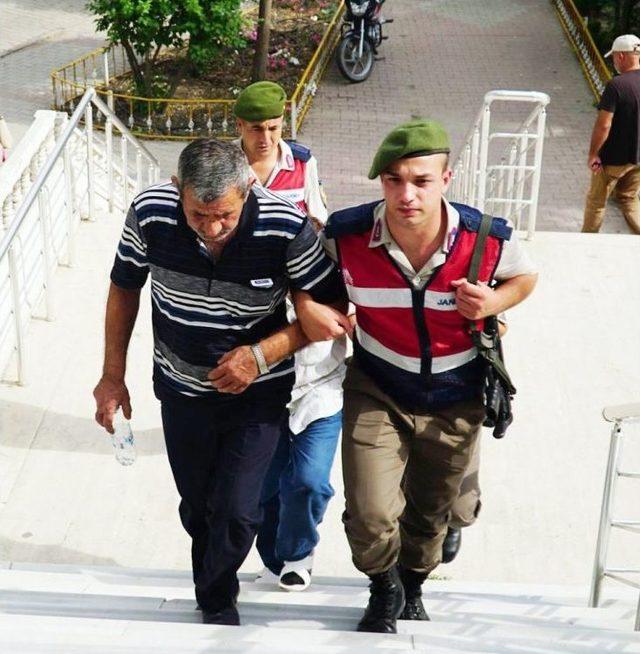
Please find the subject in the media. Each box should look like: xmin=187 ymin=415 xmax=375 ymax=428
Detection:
xmin=286 ymin=140 xmax=312 ymax=163
xmin=324 ymin=201 xmax=381 ymax=239
xmin=451 ymin=202 xmax=513 ymax=241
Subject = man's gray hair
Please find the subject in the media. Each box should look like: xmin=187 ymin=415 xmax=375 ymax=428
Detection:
xmin=177 ymin=139 xmax=252 ymax=203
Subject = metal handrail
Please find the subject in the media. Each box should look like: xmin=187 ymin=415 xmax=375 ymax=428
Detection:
xmin=449 ymin=90 xmax=550 ymax=239
xmin=589 ymin=403 xmax=640 ymax=631
xmin=552 ymin=0 xmax=612 ymax=99
xmin=0 ymin=88 xmax=158 ymax=263
xmin=0 ymin=87 xmax=159 ymax=384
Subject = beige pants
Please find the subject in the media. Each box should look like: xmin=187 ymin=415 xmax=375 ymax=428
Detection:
xmin=341 ymin=363 xmax=484 ymax=575
xmin=450 ymin=435 xmax=481 ymax=528
xmin=583 ymin=163 xmax=640 ymax=234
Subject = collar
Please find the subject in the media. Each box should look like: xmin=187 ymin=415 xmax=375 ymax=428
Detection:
xmin=368 ymin=198 xmax=461 ymax=253
xmin=236 ymin=139 xmax=295 ymax=189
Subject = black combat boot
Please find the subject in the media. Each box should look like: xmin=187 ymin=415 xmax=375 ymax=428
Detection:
xmin=442 ymin=526 xmax=462 ymax=563
xmin=398 ymin=566 xmax=430 ymax=621
xmin=357 ymin=565 xmax=406 ymax=633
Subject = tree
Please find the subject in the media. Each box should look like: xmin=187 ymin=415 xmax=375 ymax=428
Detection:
xmin=87 ymin=0 xmax=245 ymax=95
xmin=252 ymin=0 xmax=273 ymax=82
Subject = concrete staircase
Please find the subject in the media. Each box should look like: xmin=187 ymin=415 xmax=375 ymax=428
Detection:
xmin=0 ymin=563 xmax=639 ymax=653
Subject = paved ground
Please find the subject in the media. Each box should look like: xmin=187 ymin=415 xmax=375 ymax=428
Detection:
xmin=0 ymin=0 xmax=632 ymax=233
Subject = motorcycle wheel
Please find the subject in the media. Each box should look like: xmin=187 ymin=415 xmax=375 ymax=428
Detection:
xmin=336 ymin=36 xmax=375 ymax=82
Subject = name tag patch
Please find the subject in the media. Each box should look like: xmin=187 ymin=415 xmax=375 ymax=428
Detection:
xmin=251 ymin=278 xmax=274 ymax=288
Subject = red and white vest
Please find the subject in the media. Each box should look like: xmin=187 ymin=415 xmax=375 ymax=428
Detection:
xmin=327 ymin=201 xmax=511 ymax=410
xmin=265 ymin=140 xmax=311 ymax=214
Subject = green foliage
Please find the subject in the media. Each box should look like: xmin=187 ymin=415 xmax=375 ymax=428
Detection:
xmin=87 ymin=0 xmax=245 ymax=92
xmin=574 ymin=0 xmax=640 ymax=57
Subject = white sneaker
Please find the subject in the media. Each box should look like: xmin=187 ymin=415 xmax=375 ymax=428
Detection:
xmin=255 ymin=567 xmax=280 ymax=584
xmin=279 ymin=554 xmax=314 ymax=592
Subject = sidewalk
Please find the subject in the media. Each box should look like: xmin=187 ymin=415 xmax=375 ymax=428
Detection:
xmin=0 ymin=0 xmax=629 ymax=233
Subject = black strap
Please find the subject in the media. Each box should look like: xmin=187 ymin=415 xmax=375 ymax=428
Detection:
xmin=467 ymin=213 xmax=493 ymax=285
xmin=466 ymin=214 xmax=516 ymax=394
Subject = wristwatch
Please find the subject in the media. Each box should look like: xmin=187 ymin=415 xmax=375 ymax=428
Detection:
xmin=250 ymin=343 xmax=269 ymax=375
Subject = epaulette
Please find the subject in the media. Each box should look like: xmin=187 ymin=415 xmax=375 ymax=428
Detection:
xmin=285 ymin=140 xmax=312 ymax=163
xmin=324 ymin=201 xmax=382 ymax=238
xmin=451 ymin=202 xmax=513 ymax=241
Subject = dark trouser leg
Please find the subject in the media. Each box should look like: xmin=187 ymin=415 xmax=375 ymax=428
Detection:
xmin=196 ymin=411 xmax=285 ymax=611
xmin=256 ymin=423 xmax=291 ymax=575
xmin=161 ymin=400 xmax=217 ymax=585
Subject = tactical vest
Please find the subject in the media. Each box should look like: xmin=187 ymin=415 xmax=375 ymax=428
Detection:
xmin=326 ymin=201 xmax=512 ymax=411
xmin=267 ymin=141 xmax=312 ymax=213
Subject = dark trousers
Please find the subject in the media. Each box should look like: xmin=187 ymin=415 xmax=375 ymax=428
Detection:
xmin=161 ymin=396 xmax=286 ymax=612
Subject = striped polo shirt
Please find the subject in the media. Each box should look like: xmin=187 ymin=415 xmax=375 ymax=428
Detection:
xmin=110 ymin=182 xmax=344 ymax=402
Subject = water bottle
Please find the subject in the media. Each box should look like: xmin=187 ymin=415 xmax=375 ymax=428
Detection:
xmin=111 ymin=409 xmax=136 ymax=466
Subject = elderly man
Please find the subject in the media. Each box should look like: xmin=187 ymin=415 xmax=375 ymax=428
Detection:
xmin=93 ymin=139 xmax=346 ymax=625
xmin=583 ymin=34 xmax=640 ymax=233
xmin=232 ymin=81 xmax=346 ymax=591
xmin=297 ymin=120 xmax=537 ymax=633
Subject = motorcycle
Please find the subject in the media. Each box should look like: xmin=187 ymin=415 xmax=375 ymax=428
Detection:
xmin=336 ymin=0 xmax=392 ymax=83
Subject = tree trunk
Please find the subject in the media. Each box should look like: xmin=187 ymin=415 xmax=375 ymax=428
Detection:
xmin=252 ymin=0 xmax=272 ymax=82
xmin=121 ymin=39 xmax=149 ymax=95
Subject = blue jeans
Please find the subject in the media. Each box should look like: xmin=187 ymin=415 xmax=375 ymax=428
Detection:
xmin=256 ymin=411 xmax=342 ymax=574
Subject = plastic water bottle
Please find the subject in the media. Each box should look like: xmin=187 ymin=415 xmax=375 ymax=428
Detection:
xmin=111 ymin=410 xmax=136 ymax=466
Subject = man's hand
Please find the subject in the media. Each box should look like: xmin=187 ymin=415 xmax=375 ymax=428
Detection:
xmin=588 ymin=154 xmax=602 ymax=173
xmin=93 ymin=375 xmax=132 ymax=434
xmin=294 ymin=294 xmax=352 ymax=342
xmin=208 ymin=346 xmax=258 ymax=394
xmin=451 ymin=278 xmax=498 ymax=320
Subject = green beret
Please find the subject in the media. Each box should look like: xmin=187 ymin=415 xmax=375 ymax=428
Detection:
xmin=368 ymin=119 xmax=451 ymax=179
xmin=234 ymin=81 xmax=286 ymax=121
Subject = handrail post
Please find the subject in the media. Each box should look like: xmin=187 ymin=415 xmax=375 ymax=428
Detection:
xmin=62 ymin=142 xmax=76 ymax=267
xmin=37 ymin=189 xmax=55 ymax=321
xmin=85 ymin=103 xmax=96 ymax=222
xmin=121 ymin=134 xmax=129 ymax=210
xmin=103 ymin=50 xmax=110 ymax=87
xmin=136 ymin=148 xmax=143 ymax=195
xmin=8 ymin=245 xmax=27 ymax=385
xmin=106 ymin=90 xmax=114 ymax=213
xmin=476 ymin=102 xmax=491 ymax=212
xmin=527 ymin=106 xmax=547 ymax=240
xmin=589 ymin=420 xmax=623 ymax=608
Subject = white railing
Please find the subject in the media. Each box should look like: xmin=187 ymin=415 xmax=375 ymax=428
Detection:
xmin=0 ymin=88 xmax=160 ymax=385
xmin=449 ymin=90 xmax=550 ymax=240
xmin=589 ymin=403 xmax=640 ymax=631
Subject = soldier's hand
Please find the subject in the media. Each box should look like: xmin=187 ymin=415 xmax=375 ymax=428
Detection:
xmin=208 ymin=346 xmax=258 ymax=394
xmin=93 ymin=375 xmax=131 ymax=435
xmin=451 ymin=278 xmax=498 ymax=320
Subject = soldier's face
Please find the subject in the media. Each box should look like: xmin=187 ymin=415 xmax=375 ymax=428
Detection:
xmin=179 ymin=184 xmax=245 ymax=247
xmin=237 ymin=117 xmax=283 ymax=161
xmin=380 ymin=154 xmax=452 ymax=230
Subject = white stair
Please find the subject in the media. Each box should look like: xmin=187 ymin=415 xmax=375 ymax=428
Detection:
xmin=0 ymin=563 xmax=639 ymax=653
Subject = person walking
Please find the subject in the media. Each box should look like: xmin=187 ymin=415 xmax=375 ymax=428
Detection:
xmin=234 ymin=81 xmax=346 ymax=591
xmin=583 ymin=34 xmax=640 ymax=234
xmin=92 ymin=138 xmax=346 ymax=625
xmin=296 ymin=119 xmax=538 ymax=633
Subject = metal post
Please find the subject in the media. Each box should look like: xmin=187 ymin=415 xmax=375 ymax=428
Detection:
xmin=514 ymin=131 xmax=528 ymax=227
xmin=37 ymin=189 xmax=55 ymax=321
xmin=290 ymin=99 xmax=298 ymax=141
xmin=506 ymin=144 xmax=517 ymax=223
xmin=106 ymin=91 xmax=114 ymax=213
xmin=636 ymin=596 xmax=640 ymax=632
xmin=62 ymin=143 xmax=76 ymax=266
xmin=527 ymin=107 xmax=547 ymax=240
xmin=469 ymin=127 xmax=481 ymax=207
xmin=476 ymin=103 xmax=492 ymax=212
xmin=103 ymin=50 xmax=110 ymax=87
xmin=136 ymin=148 xmax=143 ymax=195
xmin=462 ymin=144 xmax=471 ymax=205
xmin=8 ymin=245 xmax=27 ymax=385
xmin=121 ymin=134 xmax=129 ymax=210
xmin=589 ymin=421 xmax=623 ymax=608
xmin=85 ymin=103 xmax=96 ymax=221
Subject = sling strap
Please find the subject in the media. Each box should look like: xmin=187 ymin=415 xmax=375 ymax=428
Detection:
xmin=467 ymin=214 xmax=516 ymax=394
